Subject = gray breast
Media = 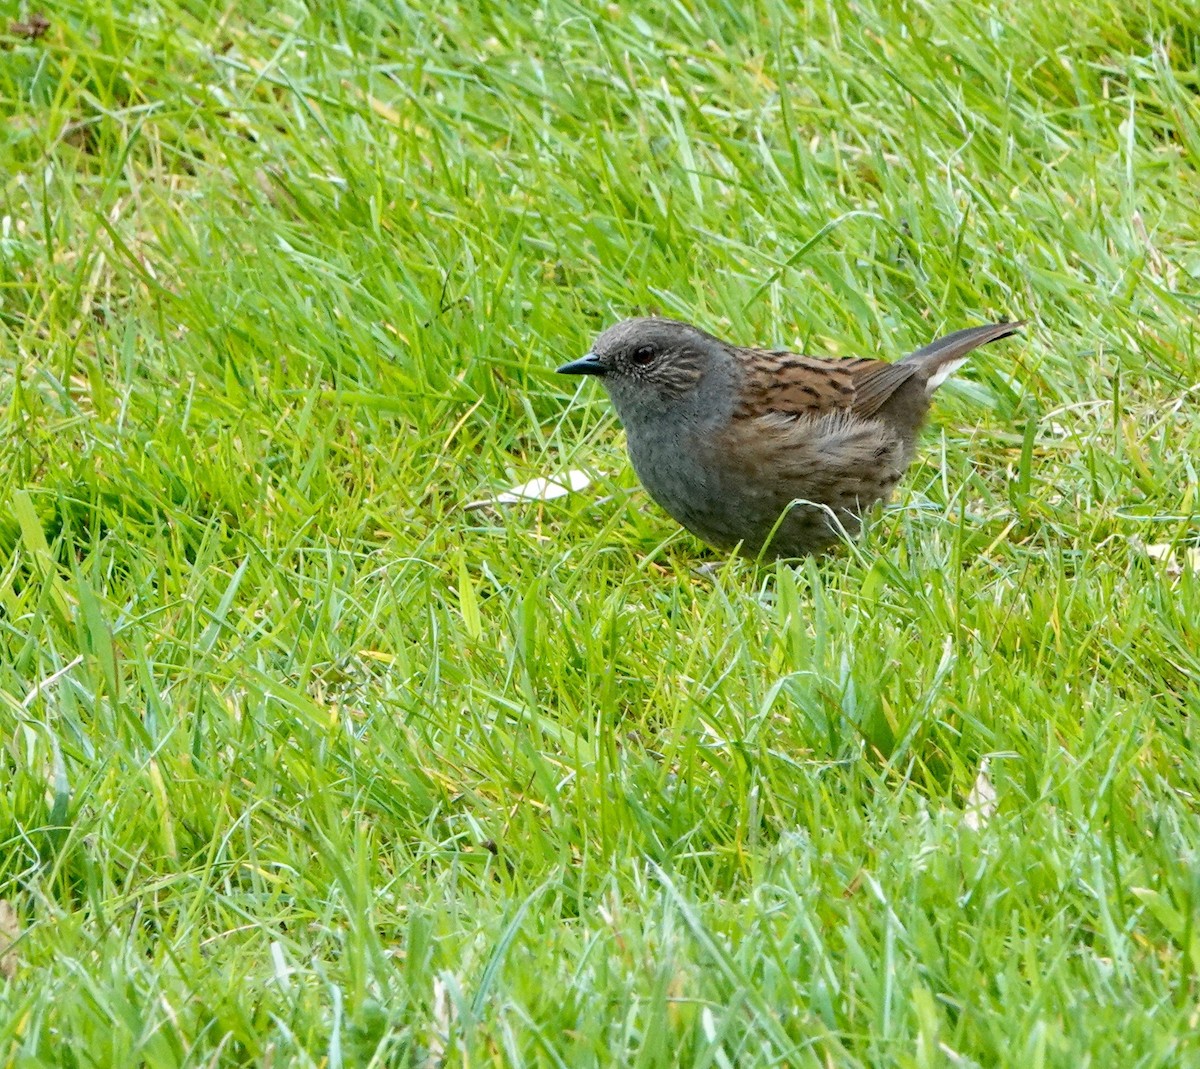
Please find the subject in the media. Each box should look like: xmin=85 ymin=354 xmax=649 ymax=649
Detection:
xmin=624 ymin=424 xmax=742 ymax=548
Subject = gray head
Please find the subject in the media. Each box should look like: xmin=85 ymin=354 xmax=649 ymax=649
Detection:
xmin=557 ymin=317 xmax=733 ymax=426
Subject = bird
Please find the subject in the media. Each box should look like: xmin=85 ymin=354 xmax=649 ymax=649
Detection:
xmin=557 ymin=316 xmax=1024 ymax=558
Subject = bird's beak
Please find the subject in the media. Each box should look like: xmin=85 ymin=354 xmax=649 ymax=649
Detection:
xmin=556 ymin=352 xmax=606 ymax=377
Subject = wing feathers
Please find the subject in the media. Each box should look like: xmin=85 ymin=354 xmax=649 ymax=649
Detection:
xmin=728 ymin=321 xmax=1023 ymax=423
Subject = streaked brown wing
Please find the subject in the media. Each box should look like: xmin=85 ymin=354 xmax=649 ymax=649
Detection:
xmin=732 ymin=347 xmax=918 ymax=422
xmin=732 ymin=350 xmax=855 ymax=421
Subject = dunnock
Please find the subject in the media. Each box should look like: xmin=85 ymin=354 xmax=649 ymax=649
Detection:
xmin=558 ymin=317 xmax=1024 ymax=557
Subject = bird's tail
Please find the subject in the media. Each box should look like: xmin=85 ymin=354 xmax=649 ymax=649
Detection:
xmin=902 ymin=321 xmax=1025 ymax=393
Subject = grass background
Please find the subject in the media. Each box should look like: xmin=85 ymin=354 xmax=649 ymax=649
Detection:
xmin=2 ymin=0 xmax=1199 ymax=1064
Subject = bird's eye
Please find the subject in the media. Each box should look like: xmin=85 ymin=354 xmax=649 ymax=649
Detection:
xmin=629 ymin=346 xmax=656 ymax=367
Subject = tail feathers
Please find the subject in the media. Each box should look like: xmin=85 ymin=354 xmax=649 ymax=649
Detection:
xmin=903 ymin=321 xmax=1025 ymax=393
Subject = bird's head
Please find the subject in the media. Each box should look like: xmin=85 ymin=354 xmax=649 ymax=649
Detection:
xmin=558 ymin=317 xmax=730 ymax=424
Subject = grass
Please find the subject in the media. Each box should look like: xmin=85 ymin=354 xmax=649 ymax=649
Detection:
xmin=1 ymin=0 xmax=1199 ymax=1064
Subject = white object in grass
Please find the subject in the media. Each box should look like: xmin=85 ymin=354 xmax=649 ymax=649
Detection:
xmin=468 ymin=470 xmax=591 ymax=509
xmin=962 ymin=758 xmax=997 ymax=832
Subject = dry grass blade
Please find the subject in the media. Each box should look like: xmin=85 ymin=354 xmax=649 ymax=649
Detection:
xmin=1139 ymin=541 xmax=1200 ymax=578
xmin=0 ymin=901 xmax=20 ymax=980
xmin=962 ymin=759 xmax=998 ymax=832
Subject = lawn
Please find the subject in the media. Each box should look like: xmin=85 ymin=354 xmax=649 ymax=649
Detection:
xmin=2 ymin=1 xmax=1199 ymax=1065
